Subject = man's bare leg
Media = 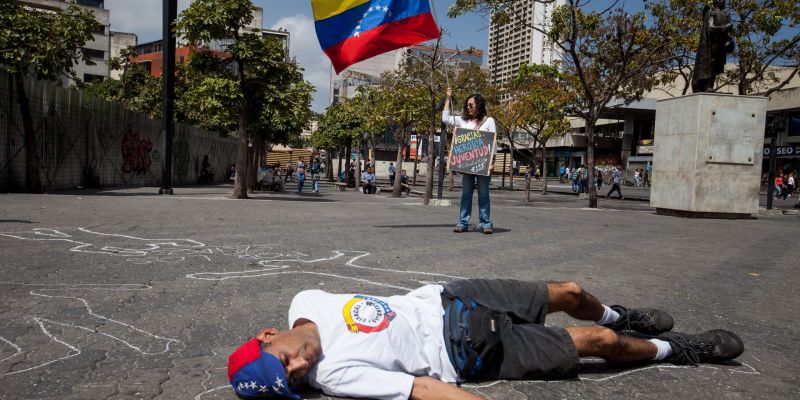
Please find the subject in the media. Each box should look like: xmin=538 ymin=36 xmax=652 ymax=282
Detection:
xmin=546 ymin=282 xmax=605 ymax=321
xmin=567 ymin=326 xmax=658 ymax=363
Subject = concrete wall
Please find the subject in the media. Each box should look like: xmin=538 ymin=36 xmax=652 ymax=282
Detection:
xmin=109 ymin=32 xmax=138 ymax=79
xmin=0 ymin=72 xmax=237 ymax=192
xmin=651 ymin=93 xmax=767 ymax=215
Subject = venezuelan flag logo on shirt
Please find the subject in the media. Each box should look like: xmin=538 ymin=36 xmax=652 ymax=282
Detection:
xmin=312 ymin=0 xmax=441 ymax=73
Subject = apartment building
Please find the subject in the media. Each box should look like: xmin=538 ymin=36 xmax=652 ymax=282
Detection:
xmin=16 ymin=0 xmax=111 ymax=85
xmin=131 ymin=8 xmax=291 ymax=77
xmin=487 ymin=0 xmax=563 ymax=86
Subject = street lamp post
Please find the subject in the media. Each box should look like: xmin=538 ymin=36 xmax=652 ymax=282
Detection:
xmin=159 ymin=0 xmax=177 ymax=195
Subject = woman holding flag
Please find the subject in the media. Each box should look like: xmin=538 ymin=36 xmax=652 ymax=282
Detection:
xmin=443 ymin=87 xmax=497 ymax=234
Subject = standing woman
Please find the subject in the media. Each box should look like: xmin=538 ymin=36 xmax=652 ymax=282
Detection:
xmin=443 ymin=87 xmax=497 ymax=234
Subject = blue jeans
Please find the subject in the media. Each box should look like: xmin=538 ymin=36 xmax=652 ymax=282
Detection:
xmin=312 ymin=177 xmax=319 ymax=192
xmin=459 ymin=174 xmax=492 ymax=230
xmin=296 ymin=173 xmax=305 ymax=192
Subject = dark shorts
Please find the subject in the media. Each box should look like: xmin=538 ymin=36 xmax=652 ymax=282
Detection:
xmin=442 ymin=279 xmax=579 ymax=380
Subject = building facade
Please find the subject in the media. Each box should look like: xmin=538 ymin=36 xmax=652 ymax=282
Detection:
xmin=130 ymin=8 xmax=291 ymax=78
xmin=487 ymin=0 xmax=563 ymax=86
xmin=17 ymin=0 xmax=111 ymax=85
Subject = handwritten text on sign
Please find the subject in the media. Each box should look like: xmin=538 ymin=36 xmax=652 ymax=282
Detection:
xmin=449 ymin=128 xmax=496 ymax=176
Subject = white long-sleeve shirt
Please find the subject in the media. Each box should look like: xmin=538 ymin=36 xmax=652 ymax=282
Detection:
xmin=442 ymin=110 xmax=497 ymax=133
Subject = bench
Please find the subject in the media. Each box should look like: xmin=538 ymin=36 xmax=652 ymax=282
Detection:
xmin=333 ymin=182 xmax=347 ymax=191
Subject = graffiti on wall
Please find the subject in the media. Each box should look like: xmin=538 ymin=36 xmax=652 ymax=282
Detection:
xmin=121 ymin=128 xmax=153 ymax=175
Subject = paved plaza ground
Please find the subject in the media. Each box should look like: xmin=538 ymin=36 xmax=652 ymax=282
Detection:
xmin=0 ymin=184 xmax=798 ymax=399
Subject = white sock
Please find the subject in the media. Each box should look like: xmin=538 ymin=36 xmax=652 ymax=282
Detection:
xmin=649 ymin=339 xmax=673 ymax=361
xmin=595 ymin=305 xmax=621 ymax=326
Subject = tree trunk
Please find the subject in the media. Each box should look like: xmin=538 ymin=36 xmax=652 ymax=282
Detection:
xmin=336 ymin=146 xmax=343 ymax=182
xmin=541 ymin=142 xmax=548 ymax=195
xmin=248 ymin=137 xmax=262 ymax=191
xmin=232 ymin=63 xmax=248 ymax=199
xmin=587 ymin=122 xmax=597 ymax=208
xmin=449 ymin=169 xmax=455 ymax=191
xmin=327 ymin=147 xmax=335 ymax=182
xmin=14 ymin=73 xmax=42 ymax=193
xmin=392 ymin=136 xmax=405 ymax=197
xmin=355 ymin=150 xmax=362 ymax=192
xmin=345 ymin=137 xmax=352 ymax=187
xmin=509 ymin=145 xmax=514 ymax=190
xmin=524 ymin=157 xmax=531 ymax=202
xmin=424 ymin=129 xmax=435 ymax=204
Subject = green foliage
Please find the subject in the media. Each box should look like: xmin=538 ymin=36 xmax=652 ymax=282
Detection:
xmin=508 ymin=63 xmax=574 ymax=144
xmin=176 ymin=0 xmax=257 ymax=44
xmin=723 ymin=0 xmax=800 ymax=95
xmin=0 ymin=0 xmax=101 ymax=81
xmin=373 ymin=69 xmax=430 ymax=140
xmin=176 ymin=1 xmax=312 ymax=141
xmin=86 ymin=47 xmax=162 ymax=118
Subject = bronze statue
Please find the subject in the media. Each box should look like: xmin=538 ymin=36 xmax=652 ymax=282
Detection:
xmin=692 ymin=0 xmax=734 ymax=93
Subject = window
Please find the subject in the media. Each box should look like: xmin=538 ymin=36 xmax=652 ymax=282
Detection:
xmin=82 ymin=48 xmax=105 ymax=60
xmin=83 ymin=74 xmax=105 ymax=84
xmin=789 ymin=111 xmax=800 ymax=137
xmin=136 ymin=61 xmax=152 ymax=74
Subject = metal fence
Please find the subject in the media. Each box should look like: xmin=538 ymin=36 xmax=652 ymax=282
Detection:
xmin=1 ymin=72 xmax=237 ymax=192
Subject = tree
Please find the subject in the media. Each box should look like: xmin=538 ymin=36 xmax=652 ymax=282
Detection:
xmin=86 ymin=47 xmax=163 ymax=118
xmin=313 ymin=96 xmax=369 ymax=186
xmin=715 ymin=0 xmax=798 ymax=95
xmin=399 ymin=35 xmax=450 ymax=204
xmin=177 ymin=0 xmax=311 ymax=198
xmin=371 ymin=70 xmax=429 ymax=197
xmin=0 ymin=0 xmax=101 ymax=193
xmin=649 ymin=0 xmax=800 ymax=96
xmin=450 ymin=0 xmax=675 ymax=208
xmin=509 ymin=64 xmax=574 ymax=200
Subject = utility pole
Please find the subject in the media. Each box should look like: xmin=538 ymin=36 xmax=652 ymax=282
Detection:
xmin=159 ymin=0 xmax=177 ymax=195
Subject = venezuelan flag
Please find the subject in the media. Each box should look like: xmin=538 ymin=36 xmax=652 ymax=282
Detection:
xmin=312 ymin=0 xmax=441 ymax=73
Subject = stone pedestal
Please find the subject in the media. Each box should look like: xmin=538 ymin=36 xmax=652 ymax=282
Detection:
xmin=651 ymin=93 xmax=767 ymax=218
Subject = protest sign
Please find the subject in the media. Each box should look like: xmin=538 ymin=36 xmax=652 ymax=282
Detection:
xmin=448 ymin=128 xmax=496 ymax=176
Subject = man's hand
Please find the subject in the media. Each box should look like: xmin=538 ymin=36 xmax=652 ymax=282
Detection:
xmin=410 ymin=376 xmax=483 ymax=400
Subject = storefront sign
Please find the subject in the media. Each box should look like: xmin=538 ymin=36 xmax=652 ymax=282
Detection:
xmin=637 ymin=145 xmax=654 ymax=155
xmin=763 ymin=145 xmax=800 ymax=158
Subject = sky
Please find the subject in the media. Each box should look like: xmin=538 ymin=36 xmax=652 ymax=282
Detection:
xmin=103 ymin=1 xmax=634 ymax=112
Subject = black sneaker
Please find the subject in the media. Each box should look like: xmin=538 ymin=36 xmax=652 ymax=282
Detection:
xmin=603 ymin=305 xmax=674 ymax=335
xmin=660 ymin=330 xmax=744 ymax=365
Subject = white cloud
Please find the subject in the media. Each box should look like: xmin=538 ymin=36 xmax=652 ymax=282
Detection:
xmin=106 ymin=0 xmax=193 ymax=43
xmin=271 ymin=15 xmax=331 ymax=113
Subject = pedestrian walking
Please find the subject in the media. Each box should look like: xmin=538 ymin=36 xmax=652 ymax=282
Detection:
xmin=295 ymin=157 xmax=307 ymax=193
xmin=443 ymin=87 xmax=497 ymax=234
xmin=607 ymin=166 xmax=623 ymax=199
xmin=786 ymin=172 xmax=795 ymax=198
xmin=310 ymin=157 xmax=321 ymax=193
xmin=775 ymin=174 xmax=784 ymax=199
xmin=571 ymin=167 xmax=579 ymax=192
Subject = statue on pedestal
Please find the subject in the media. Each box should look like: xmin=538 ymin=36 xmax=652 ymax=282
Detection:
xmin=692 ymin=0 xmax=735 ymax=93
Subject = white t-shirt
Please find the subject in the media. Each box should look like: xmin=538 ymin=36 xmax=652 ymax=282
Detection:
xmin=288 ymin=285 xmax=457 ymax=400
xmin=442 ymin=110 xmax=497 ymax=133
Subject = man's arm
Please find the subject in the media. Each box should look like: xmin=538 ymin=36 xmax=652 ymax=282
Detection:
xmin=410 ymin=376 xmax=483 ymax=400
